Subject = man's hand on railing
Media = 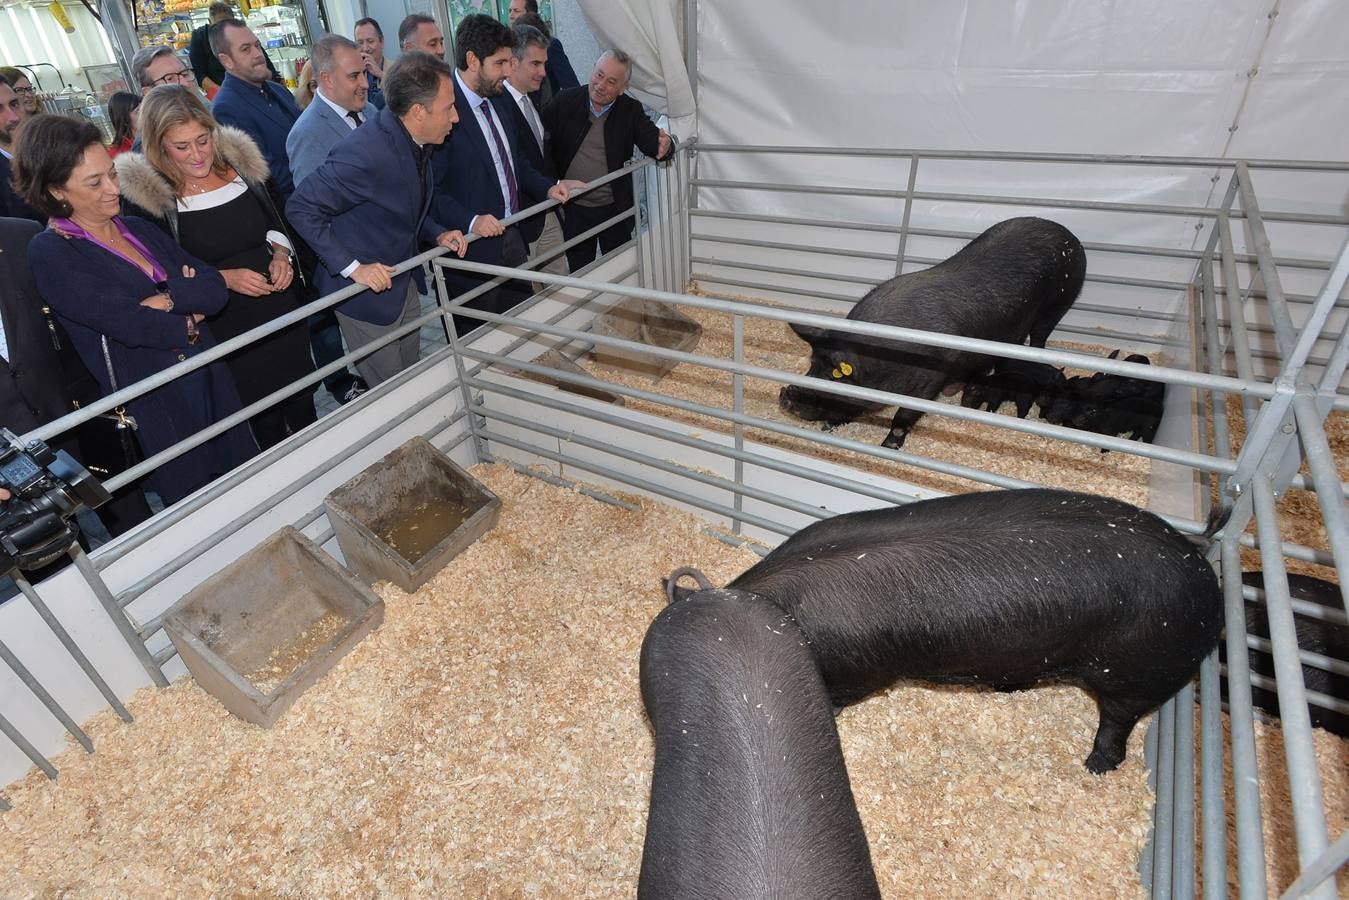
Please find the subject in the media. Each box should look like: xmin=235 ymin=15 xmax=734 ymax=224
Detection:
xmin=471 ymin=215 xmax=505 ymax=238
xmin=351 ymin=262 xmax=397 ymax=293
xmin=436 ymin=230 xmax=468 ymax=258
xmin=548 ymin=181 xmax=579 ymax=205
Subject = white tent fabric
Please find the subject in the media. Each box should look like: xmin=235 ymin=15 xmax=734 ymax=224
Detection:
xmin=574 ymin=0 xmax=696 ymax=135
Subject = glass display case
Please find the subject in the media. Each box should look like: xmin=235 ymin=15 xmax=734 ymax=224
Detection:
xmin=130 ymin=0 xmax=315 ymax=90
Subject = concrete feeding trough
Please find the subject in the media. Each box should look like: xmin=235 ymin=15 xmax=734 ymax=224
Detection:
xmin=591 ymin=297 xmax=702 ymax=382
xmin=163 ymin=526 xmax=384 ymax=728
xmin=324 ymin=437 xmax=502 ymax=593
xmin=503 ymin=349 xmax=626 ymax=405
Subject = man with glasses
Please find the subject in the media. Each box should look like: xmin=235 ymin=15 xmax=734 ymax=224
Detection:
xmin=0 ymin=79 xmax=40 ymax=221
xmin=131 ymin=45 xmax=199 ymax=96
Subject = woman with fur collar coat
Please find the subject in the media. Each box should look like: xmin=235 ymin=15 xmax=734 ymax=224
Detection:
xmin=115 ymin=86 xmax=317 ymax=450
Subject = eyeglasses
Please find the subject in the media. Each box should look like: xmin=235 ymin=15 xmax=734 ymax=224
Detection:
xmin=150 ymin=68 xmax=193 ymax=86
xmin=13 ymin=85 xmax=34 ymax=95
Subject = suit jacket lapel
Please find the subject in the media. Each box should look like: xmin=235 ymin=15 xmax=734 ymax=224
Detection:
xmin=454 ymin=78 xmax=500 ymax=189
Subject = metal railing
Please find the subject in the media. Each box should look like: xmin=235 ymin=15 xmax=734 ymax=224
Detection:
xmin=1 ymin=140 xmax=1346 ymax=900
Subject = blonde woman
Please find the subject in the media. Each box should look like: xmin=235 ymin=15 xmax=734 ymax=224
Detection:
xmin=116 ymin=84 xmax=316 ymax=449
xmin=294 ymin=60 xmax=317 ymax=110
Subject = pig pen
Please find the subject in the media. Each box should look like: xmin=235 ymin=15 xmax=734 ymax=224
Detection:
xmin=4 ymin=464 xmax=1344 ymax=898
xmin=1 ymin=144 xmax=1346 ymax=898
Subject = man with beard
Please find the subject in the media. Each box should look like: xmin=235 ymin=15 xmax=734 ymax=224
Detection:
xmin=430 ymin=14 xmax=576 ymax=331
xmin=210 ymin=18 xmax=303 ymax=196
xmin=0 ymin=79 xmax=39 ymax=221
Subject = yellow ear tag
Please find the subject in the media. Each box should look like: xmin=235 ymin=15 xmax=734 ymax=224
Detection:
xmin=831 ymin=367 xmax=843 ymax=379
xmin=839 ymin=362 xmax=854 ymax=376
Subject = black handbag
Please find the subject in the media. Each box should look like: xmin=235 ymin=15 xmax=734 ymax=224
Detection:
xmin=40 ymin=303 xmax=144 ymax=477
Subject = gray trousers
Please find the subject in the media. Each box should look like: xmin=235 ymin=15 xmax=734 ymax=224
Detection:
xmin=335 ymin=281 xmax=422 ymax=388
xmin=529 ymin=210 xmax=570 ymax=292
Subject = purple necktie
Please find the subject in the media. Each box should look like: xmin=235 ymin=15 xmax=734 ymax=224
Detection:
xmin=481 ymin=99 xmax=519 ymax=215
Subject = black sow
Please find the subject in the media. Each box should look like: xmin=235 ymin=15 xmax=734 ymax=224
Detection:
xmin=779 ymin=216 xmax=1085 ymax=449
xmin=638 ymin=587 xmax=881 ymax=899
xmin=671 ymin=489 xmax=1223 ymax=773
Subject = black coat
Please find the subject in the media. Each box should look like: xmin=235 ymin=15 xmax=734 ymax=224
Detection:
xmin=0 ymin=154 xmax=44 ymax=225
xmin=540 ymin=88 xmax=669 ymax=213
xmin=0 ymin=217 xmax=71 ymax=434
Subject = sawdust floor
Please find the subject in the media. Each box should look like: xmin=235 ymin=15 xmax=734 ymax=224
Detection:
xmin=4 ymin=466 xmax=1345 ymax=897
xmin=0 ymin=465 xmax=1147 ymax=897
xmin=564 ymin=289 xmax=1154 ymax=506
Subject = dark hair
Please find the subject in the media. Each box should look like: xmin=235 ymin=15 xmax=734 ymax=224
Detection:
xmin=13 ymin=114 xmax=106 ymax=218
xmin=207 ymin=1 xmax=232 ymax=19
xmin=208 ymin=18 xmax=247 ymax=58
xmin=398 ymin=13 xmax=436 ymax=48
xmin=524 ymin=0 xmax=539 ymax=12
xmin=383 ymin=51 xmax=455 ymax=117
xmin=108 ymin=91 xmax=141 ymax=147
xmin=454 ymin=13 xmax=515 ymax=70
xmin=354 ymin=16 xmax=383 ymax=40
xmin=514 ymin=12 xmax=549 ymax=39
xmin=511 ymin=23 xmax=547 ymax=60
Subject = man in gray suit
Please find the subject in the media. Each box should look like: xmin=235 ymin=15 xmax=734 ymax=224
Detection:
xmin=287 ymin=34 xmax=379 ymax=188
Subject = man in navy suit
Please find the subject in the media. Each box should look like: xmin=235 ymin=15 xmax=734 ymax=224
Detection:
xmin=287 ymin=52 xmax=467 ymax=388
xmin=210 ymin=18 xmax=302 ymax=196
xmin=500 ymin=23 xmax=568 ymax=287
xmin=431 ymin=14 xmax=576 ymax=323
xmin=287 ymin=34 xmax=379 ymax=188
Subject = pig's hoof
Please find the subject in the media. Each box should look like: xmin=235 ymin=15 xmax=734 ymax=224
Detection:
xmin=1083 ymin=748 xmax=1124 ymax=774
xmin=881 ymin=431 xmax=907 ymax=450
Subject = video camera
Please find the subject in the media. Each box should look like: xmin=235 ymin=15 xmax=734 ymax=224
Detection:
xmin=0 ymin=428 xmax=110 ymax=574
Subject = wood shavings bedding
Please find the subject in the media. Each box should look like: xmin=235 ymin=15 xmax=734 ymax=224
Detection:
xmin=2 ymin=467 xmax=1341 ymax=897
xmin=572 ymin=290 xmax=1154 ymax=506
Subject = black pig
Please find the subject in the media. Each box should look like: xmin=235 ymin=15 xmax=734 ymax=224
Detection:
xmin=638 ymin=587 xmax=881 ymax=899
xmin=668 ymin=489 xmax=1223 ymax=773
xmin=1225 ymin=572 xmax=1348 ymax=736
xmin=961 ymin=358 xmax=1068 ymax=419
xmin=779 ymin=217 xmax=1085 ymax=449
xmin=1041 ymin=350 xmax=1164 ymax=444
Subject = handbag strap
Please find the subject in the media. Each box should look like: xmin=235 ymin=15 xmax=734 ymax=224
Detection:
xmin=100 ymin=334 xmax=119 ymax=391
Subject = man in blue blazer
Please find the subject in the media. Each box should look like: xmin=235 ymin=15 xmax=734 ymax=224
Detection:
xmin=287 ymin=52 xmax=467 ymax=388
xmin=287 ymin=34 xmax=379 ymax=189
xmin=210 ymin=18 xmax=302 ymax=196
xmin=431 ymin=14 xmax=575 ymax=321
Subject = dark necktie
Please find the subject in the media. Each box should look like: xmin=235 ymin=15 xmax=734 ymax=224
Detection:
xmin=480 ymin=99 xmax=519 ymax=215
xmin=347 ymin=109 xmax=363 ymax=127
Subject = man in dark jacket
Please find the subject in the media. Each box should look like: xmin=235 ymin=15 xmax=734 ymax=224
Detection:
xmin=541 ymin=49 xmax=674 ymax=272
xmin=210 ymin=18 xmax=301 ymax=196
xmin=0 ymin=81 xmax=40 ymax=223
xmin=189 ymin=2 xmax=277 ymax=97
xmin=287 ymin=52 xmax=467 ymax=387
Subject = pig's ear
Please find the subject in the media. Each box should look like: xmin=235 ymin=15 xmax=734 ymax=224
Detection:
xmin=789 ymin=321 xmax=827 ymax=344
xmin=1107 ymin=349 xmax=1121 ymax=360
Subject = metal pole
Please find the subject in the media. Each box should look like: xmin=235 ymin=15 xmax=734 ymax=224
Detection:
xmin=1220 ymin=536 xmax=1269 ymax=898
xmin=732 ymin=313 xmax=745 ymax=534
xmin=67 ymin=546 xmax=168 ymax=688
xmin=1197 ymin=649 xmax=1227 ymax=900
xmin=0 ymin=710 xmax=57 ymax=779
xmin=1250 ymin=477 xmax=1332 ymax=898
xmin=894 ymin=154 xmax=920 ymax=276
xmin=0 ymin=639 xmax=93 ymax=753
xmin=12 ymin=573 xmax=132 ymax=722
xmin=1172 ymin=681 xmax=1196 ymax=900
xmin=1153 ymin=696 xmax=1176 ymax=900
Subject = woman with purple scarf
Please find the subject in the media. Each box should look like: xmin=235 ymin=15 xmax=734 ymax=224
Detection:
xmin=16 ymin=115 xmax=257 ymax=508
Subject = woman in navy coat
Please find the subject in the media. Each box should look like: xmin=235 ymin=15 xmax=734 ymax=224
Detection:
xmin=16 ymin=114 xmax=257 ymax=507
